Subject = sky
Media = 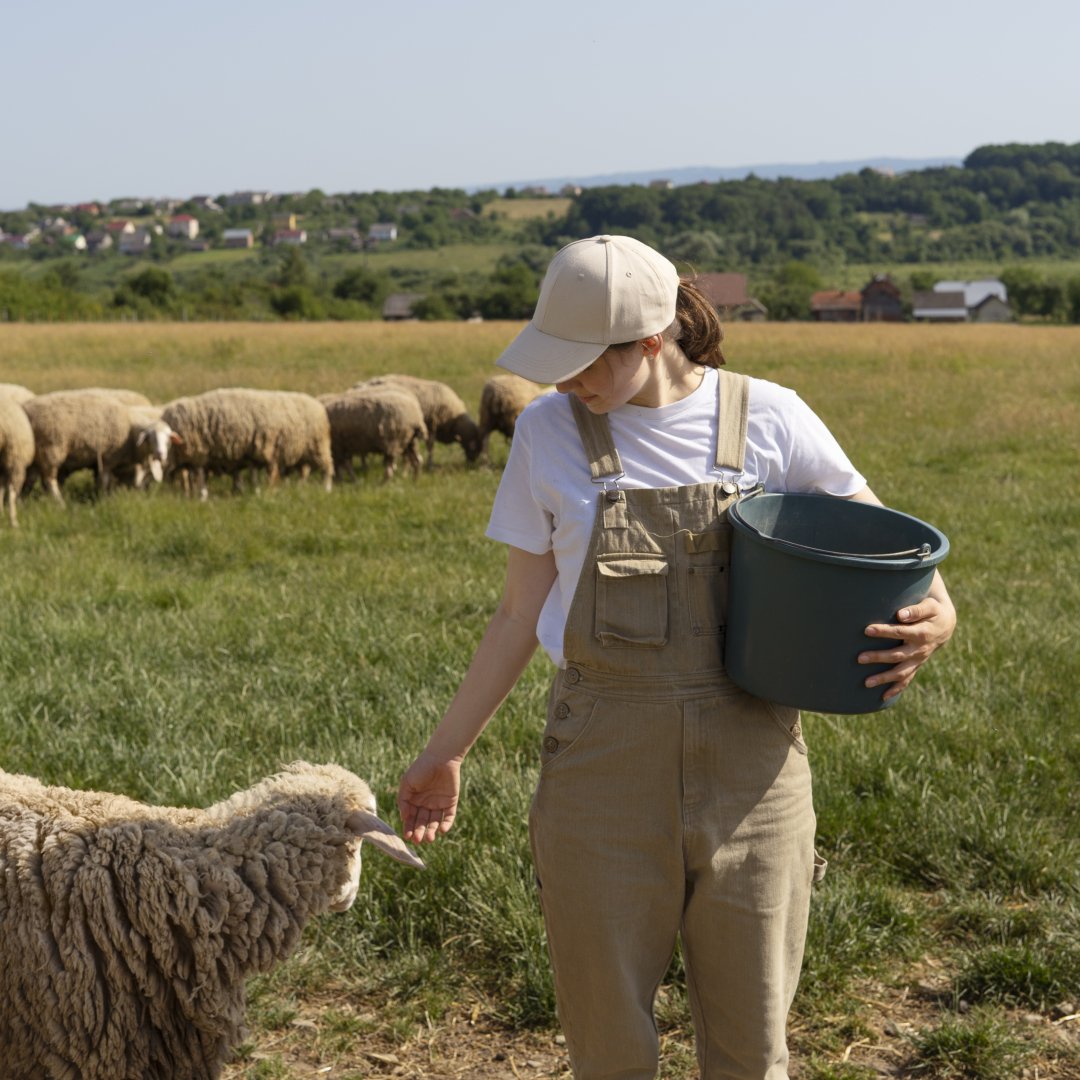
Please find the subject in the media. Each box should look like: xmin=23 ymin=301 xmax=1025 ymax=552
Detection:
xmin=3 ymin=0 xmax=1078 ymax=209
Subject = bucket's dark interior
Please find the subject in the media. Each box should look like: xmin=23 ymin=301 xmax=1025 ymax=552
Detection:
xmin=738 ymin=494 xmax=940 ymax=560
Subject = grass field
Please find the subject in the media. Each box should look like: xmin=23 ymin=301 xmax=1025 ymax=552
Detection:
xmin=2 ymin=322 xmax=1079 ymax=1078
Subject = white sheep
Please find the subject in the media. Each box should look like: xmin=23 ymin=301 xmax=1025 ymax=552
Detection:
xmin=21 ymin=391 xmax=179 ymax=503
xmin=478 ymin=373 xmax=550 ymax=462
xmin=0 ymin=382 xmax=35 ymax=404
xmin=0 ymin=760 xmax=423 ymax=1080
xmin=319 ymin=385 xmax=427 ymax=481
xmin=161 ymin=388 xmax=334 ymax=501
xmin=360 ymin=374 xmax=482 ymax=466
xmin=0 ymin=393 xmax=35 ymax=526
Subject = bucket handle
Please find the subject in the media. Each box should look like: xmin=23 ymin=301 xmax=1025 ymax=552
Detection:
xmin=739 ymin=521 xmax=933 ymax=561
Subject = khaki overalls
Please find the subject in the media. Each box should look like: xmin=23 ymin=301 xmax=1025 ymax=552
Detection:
xmin=529 ymin=371 xmax=821 ymax=1080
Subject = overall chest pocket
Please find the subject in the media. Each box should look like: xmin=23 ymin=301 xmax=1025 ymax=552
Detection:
xmin=594 ymin=552 xmax=669 ymax=647
xmin=685 ymin=525 xmax=731 ymax=636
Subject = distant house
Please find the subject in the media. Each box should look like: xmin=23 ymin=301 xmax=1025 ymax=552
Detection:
xmin=272 ymin=212 xmax=297 ymax=231
xmin=105 ymin=219 xmax=136 ymax=236
xmin=368 ymin=223 xmax=398 ymax=243
xmin=912 ymin=290 xmax=967 ymax=322
xmin=85 ymin=230 xmax=113 ymax=253
xmin=383 ymin=293 xmax=424 ymax=321
xmin=167 ymin=214 xmax=200 ymax=240
xmin=222 ymin=228 xmax=255 ymax=249
xmin=225 ymin=191 xmax=272 ymax=207
xmin=326 ymin=227 xmax=362 ymax=248
xmin=689 ymin=272 xmax=768 ymax=321
xmin=112 ymin=198 xmax=145 ymax=214
xmin=75 ymin=202 xmax=101 ymax=216
xmin=811 ymin=290 xmax=862 ymax=322
xmin=560 ymin=184 xmax=583 ymax=197
xmin=2 ymin=232 xmax=36 ymax=250
xmin=935 ymin=279 xmax=1007 ymax=308
xmin=272 ymin=229 xmax=307 ymax=246
xmin=970 ymin=294 xmax=1013 ymax=323
xmin=118 ymin=228 xmax=152 ymax=255
xmin=649 ymin=178 xmax=674 ymax=190
xmin=189 ymin=195 xmax=223 ymax=212
xmin=860 ymin=275 xmax=903 ymax=322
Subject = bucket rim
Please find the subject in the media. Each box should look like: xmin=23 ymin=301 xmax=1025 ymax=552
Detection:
xmin=729 ymin=492 xmax=950 ymax=570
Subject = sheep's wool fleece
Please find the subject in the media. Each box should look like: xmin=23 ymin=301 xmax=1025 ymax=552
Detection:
xmin=0 ymin=762 xmax=375 ymax=1080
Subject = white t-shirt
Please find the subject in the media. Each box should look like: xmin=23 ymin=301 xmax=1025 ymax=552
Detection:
xmin=486 ymin=367 xmax=866 ymax=667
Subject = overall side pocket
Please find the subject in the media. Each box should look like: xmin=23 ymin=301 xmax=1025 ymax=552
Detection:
xmin=594 ymin=552 xmax=669 ymax=647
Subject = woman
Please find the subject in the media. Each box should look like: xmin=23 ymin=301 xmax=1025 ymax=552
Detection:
xmin=398 ymin=235 xmax=955 ymax=1079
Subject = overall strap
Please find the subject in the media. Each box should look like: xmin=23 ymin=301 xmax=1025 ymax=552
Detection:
xmin=714 ymin=368 xmax=750 ymax=473
xmin=569 ymin=394 xmax=623 ymax=482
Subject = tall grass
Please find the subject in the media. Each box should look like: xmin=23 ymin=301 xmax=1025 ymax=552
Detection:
xmin=1 ymin=322 xmax=1078 ymax=1075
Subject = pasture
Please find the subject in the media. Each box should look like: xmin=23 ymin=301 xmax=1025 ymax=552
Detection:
xmin=1 ymin=322 xmax=1078 ymax=1079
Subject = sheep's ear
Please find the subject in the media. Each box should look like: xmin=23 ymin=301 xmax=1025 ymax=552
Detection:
xmin=170 ymin=432 xmax=184 ymax=445
xmin=347 ymin=809 xmax=425 ymax=869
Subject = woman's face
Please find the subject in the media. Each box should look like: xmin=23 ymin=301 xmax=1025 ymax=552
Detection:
xmin=555 ymin=345 xmax=649 ymax=414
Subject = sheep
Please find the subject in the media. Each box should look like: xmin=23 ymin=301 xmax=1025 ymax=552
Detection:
xmin=319 ymin=385 xmax=427 ymax=481
xmin=0 ymin=382 xmax=35 ymax=404
xmin=0 ymin=760 xmax=424 ymax=1080
xmin=113 ymin=405 xmax=183 ymax=489
xmin=478 ymin=373 xmax=550 ymax=462
xmin=20 ymin=392 xmax=179 ymax=503
xmin=161 ymin=388 xmax=334 ymax=501
xmin=360 ymin=374 xmax=482 ymax=466
xmin=22 ymin=390 xmax=136 ymax=503
xmin=0 ymin=393 xmax=35 ymax=526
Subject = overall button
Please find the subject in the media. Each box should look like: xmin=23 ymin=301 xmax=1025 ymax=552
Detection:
xmin=554 ymin=702 xmax=570 ymax=719
xmin=543 ymin=736 xmax=559 ymax=753
xmin=565 ymin=668 xmax=581 ymax=684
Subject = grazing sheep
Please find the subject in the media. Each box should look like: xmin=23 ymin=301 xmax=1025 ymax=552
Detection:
xmin=0 ymin=394 xmax=35 ymax=526
xmin=320 ymin=386 xmax=427 ymax=481
xmin=77 ymin=387 xmax=154 ymax=408
xmin=478 ymin=373 xmax=549 ymax=462
xmin=361 ymin=374 xmax=482 ymax=466
xmin=0 ymin=760 xmax=423 ymax=1080
xmin=161 ymin=388 xmax=334 ymax=501
xmin=0 ymin=382 xmax=35 ymax=404
xmin=23 ymin=390 xmax=136 ymax=503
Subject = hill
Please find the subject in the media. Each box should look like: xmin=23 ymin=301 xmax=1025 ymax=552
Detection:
xmin=486 ymin=156 xmax=964 ymax=192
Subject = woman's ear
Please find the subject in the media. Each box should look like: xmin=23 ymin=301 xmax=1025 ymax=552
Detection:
xmin=641 ymin=334 xmax=663 ymax=360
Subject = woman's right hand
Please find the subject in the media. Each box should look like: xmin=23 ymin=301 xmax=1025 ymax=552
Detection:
xmin=397 ymin=752 xmax=462 ymax=843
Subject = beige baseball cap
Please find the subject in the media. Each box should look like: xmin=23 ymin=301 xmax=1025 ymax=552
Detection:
xmin=496 ymin=234 xmax=679 ymax=384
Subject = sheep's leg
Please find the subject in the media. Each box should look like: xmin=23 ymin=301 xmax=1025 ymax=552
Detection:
xmin=382 ymin=454 xmax=394 ymax=482
xmin=425 ymin=436 xmax=435 ymax=471
xmin=196 ymin=466 xmax=209 ymax=502
xmin=267 ymin=460 xmax=281 ymax=488
xmin=406 ymin=442 xmax=423 ymax=478
xmin=43 ymin=468 xmax=65 ymax=506
xmin=3 ymin=482 xmax=15 ymax=527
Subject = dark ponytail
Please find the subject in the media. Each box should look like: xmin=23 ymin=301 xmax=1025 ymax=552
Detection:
xmin=668 ymin=280 xmax=726 ymax=368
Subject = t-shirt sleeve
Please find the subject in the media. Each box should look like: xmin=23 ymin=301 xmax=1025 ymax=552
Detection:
xmin=749 ymin=381 xmax=866 ymax=496
xmin=485 ymin=407 xmax=555 ymax=554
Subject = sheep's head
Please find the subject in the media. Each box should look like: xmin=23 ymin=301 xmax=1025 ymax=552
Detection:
xmin=332 ymin=790 xmax=424 ymax=911
xmin=135 ymin=420 xmax=182 ymax=483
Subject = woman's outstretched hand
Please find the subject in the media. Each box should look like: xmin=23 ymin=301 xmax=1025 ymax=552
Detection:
xmin=398 ymin=752 xmax=462 ymax=843
xmin=860 ymin=587 xmax=957 ymax=700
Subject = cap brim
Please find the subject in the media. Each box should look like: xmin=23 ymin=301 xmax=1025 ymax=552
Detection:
xmin=496 ymin=321 xmax=606 ymax=385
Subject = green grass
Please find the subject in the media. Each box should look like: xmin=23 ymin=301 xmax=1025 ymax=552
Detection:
xmin=1 ymin=322 xmax=1079 ymax=1076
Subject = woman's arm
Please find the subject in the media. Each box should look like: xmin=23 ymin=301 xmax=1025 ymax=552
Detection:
xmin=397 ymin=545 xmax=558 ymax=843
xmin=847 ymin=486 xmax=957 ymax=701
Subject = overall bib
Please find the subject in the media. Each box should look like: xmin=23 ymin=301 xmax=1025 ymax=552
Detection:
xmin=529 ymin=371 xmax=820 ymax=1080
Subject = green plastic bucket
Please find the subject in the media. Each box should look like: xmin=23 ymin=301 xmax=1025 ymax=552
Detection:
xmin=726 ymin=493 xmax=949 ymax=714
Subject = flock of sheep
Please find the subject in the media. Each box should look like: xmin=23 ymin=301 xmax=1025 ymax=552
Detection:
xmin=0 ymin=372 xmax=548 ymax=525
xmin=0 ymin=367 xmax=553 ymax=1075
